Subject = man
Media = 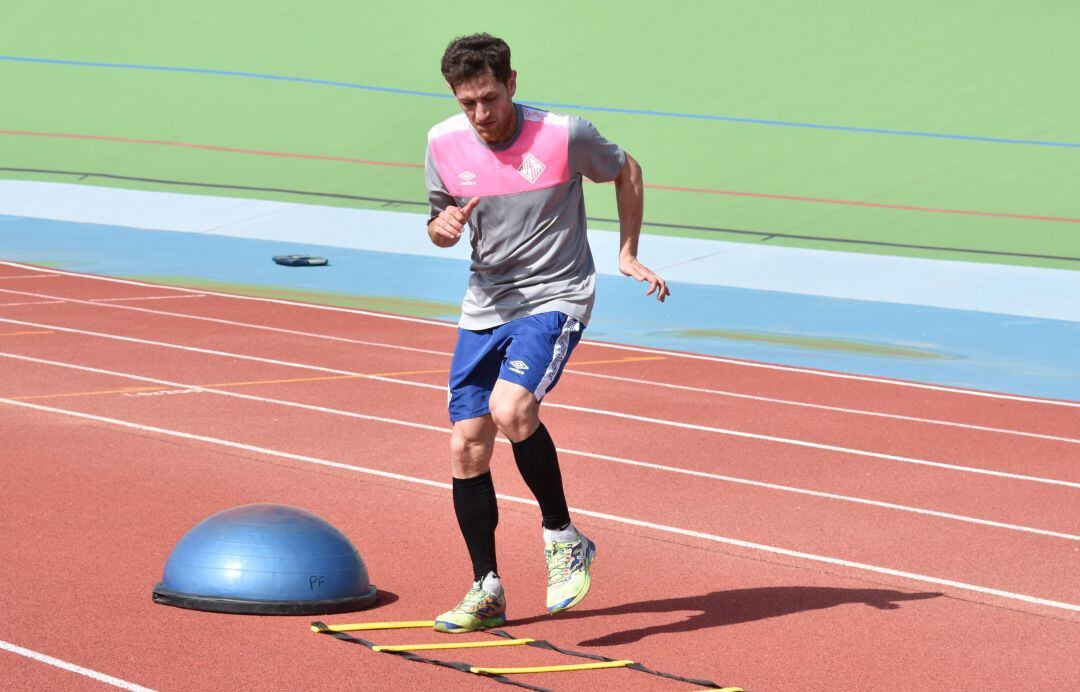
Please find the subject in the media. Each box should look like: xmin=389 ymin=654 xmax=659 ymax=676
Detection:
xmin=425 ymin=33 xmax=669 ymax=633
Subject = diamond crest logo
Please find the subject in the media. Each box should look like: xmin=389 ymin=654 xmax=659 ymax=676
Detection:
xmin=458 ymin=171 xmax=477 ymax=186
xmin=517 ymin=154 xmax=545 ymax=184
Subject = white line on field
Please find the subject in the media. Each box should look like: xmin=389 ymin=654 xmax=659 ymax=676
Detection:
xmin=2 ymin=395 xmax=1077 ymax=614
xmin=0 ymin=285 xmax=451 ymax=357
xmin=1 ymin=315 xmax=1075 ymax=489
xmin=2 ymin=260 xmax=1076 ymax=408
xmin=0 ymin=640 xmax=155 ymax=691
xmin=3 ymin=350 xmax=1076 ymax=541
xmin=566 ymin=371 xmax=1080 ymax=445
xmin=1 ymin=282 xmax=1073 ymax=444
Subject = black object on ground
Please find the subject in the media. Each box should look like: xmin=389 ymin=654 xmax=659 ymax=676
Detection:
xmin=273 ymin=255 xmax=328 ymax=266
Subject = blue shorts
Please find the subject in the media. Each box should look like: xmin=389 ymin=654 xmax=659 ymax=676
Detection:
xmin=448 ymin=312 xmax=584 ymax=423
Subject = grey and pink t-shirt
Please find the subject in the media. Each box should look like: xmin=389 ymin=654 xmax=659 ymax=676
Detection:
xmin=425 ymin=104 xmax=625 ymax=330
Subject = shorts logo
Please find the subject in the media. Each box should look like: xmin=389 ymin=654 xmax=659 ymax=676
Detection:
xmin=517 ymin=154 xmax=545 ymax=184
xmin=508 ymin=359 xmax=529 ymax=375
xmin=458 ymin=171 xmax=477 ymax=186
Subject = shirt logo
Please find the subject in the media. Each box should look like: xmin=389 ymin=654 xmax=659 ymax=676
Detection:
xmin=517 ymin=154 xmax=546 ymax=184
xmin=522 ymin=107 xmax=546 ymax=122
xmin=508 ymin=359 xmax=529 ymax=375
xmin=458 ymin=171 xmax=477 ymax=186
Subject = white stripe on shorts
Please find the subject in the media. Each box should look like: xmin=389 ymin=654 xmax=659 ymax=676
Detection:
xmin=533 ymin=317 xmax=580 ymax=400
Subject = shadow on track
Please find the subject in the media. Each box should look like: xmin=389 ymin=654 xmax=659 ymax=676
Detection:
xmin=511 ymin=586 xmax=942 ymax=646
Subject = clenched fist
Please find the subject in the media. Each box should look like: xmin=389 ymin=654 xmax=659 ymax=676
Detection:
xmin=428 ymin=198 xmax=479 ymax=247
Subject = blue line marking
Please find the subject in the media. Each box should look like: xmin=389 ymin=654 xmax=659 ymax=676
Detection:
xmin=0 ymin=55 xmax=455 ymax=100
xmin=4 ymin=54 xmax=1080 ymax=149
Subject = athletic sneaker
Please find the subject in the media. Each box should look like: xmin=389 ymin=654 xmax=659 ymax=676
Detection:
xmin=434 ymin=579 xmax=507 ymax=634
xmin=545 ymin=531 xmax=596 ymax=613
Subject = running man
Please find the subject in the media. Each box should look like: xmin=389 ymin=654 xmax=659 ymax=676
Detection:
xmin=425 ymin=33 xmax=670 ymax=633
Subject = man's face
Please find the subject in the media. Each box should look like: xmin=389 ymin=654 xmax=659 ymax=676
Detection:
xmin=451 ymin=68 xmax=518 ymax=145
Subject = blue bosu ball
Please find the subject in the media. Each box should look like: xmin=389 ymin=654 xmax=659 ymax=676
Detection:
xmin=152 ymin=504 xmax=378 ymax=615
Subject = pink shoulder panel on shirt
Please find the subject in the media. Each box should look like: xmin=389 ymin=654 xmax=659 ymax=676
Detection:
xmin=428 ymin=108 xmax=571 ymax=197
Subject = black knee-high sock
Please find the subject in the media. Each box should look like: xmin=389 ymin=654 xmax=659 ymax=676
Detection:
xmin=452 ymin=472 xmax=499 ymax=581
xmin=511 ymin=423 xmax=571 ymax=530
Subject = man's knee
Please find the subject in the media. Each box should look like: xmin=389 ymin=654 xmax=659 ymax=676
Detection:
xmin=489 ymin=386 xmax=539 ymax=442
xmin=451 ymin=418 xmax=495 ymax=477
xmin=449 ymin=430 xmax=471 ymax=461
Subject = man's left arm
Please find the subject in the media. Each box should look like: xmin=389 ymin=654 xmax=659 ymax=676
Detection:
xmin=614 ymin=153 xmax=670 ymax=302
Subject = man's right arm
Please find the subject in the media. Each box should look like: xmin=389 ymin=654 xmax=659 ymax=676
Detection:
xmin=425 ymin=142 xmax=464 ymax=247
xmin=428 ymin=198 xmax=479 ymax=247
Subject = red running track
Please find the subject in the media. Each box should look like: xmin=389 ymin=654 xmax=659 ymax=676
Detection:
xmin=0 ymin=261 xmax=1078 ymax=691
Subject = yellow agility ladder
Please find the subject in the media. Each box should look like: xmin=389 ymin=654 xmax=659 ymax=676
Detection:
xmin=311 ymin=620 xmax=743 ymax=691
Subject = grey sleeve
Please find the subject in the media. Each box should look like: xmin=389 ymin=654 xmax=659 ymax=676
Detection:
xmin=567 ymin=115 xmax=626 ymax=183
xmin=425 ymin=144 xmax=455 ymax=224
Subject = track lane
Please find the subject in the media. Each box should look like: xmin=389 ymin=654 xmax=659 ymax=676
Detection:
xmin=2 ymin=305 xmax=1077 ymax=487
xmin=4 ymin=261 xmax=1080 ymax=690
xmin=551 ymin=375 xmax=1080 ymax=468
xmin=4 ymin=341 xmax=1079 ymax=536
xmin=2 ymin=262 xmax=1078 ymax=430
xmin=9 ymin=347 xmax=1079 ymax=555
xmin=4 ymin=401 xmax=1080 ymax=690
xmin=4 ymin=359 xmax=1078 ymax=607
xmin=3 ymin=330 xmax=1078 ymax=525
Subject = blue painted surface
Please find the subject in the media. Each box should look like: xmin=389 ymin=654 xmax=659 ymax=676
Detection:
xmin=159 ymin=503 xmax=374 ymax=604
xmin=3 ymin=54 xmax=1078 ymax=148
xmin=3 ymin=215 xmax=1079 ymax=400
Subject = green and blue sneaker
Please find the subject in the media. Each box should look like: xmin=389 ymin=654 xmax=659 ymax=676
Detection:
xmin=434 ymin=577 xmax=506 ymax=634
xmin=545 ymin=531 xmax=596 ymax=613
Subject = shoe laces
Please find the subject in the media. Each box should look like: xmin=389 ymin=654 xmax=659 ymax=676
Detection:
xmin=545 ymin=542 xmax=576 ymax=586
xmin=455 ymin=585 xmax=499 ymax=615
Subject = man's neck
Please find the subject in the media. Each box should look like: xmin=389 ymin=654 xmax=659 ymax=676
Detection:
xmin=489 ymin=102 xmax=518 ymax=147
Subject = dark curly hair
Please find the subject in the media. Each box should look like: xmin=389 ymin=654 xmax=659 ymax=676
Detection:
xmin=441 ymin=33 xmax=512 ymax=89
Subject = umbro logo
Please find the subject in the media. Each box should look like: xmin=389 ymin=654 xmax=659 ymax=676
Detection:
xmin=508 ymin=359 xmax=529 ymax=375
xmin=458 ymin=171 xmax=477 ymax=186
xmin=517 ymin=154 xmax=545 ymax=184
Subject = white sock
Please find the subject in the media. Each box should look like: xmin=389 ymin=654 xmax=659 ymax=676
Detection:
xmin=543 ymin=522 xmax=579 ymax=544
xmin=479 ymin=571 xmax=503 ymax=596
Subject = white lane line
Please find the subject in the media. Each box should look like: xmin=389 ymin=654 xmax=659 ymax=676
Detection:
xmin=2 ymin=283 xmax=1077 ymax=444
xmin=2 ymin=315 xmax=1076 ymax=489
xmin=0 ymin=260 xmax=441 ymax=326
xmin=0 ymin=640 xmax=155 ymax=691
xmin=547 ymin=402 xmax=1080 ymax=489
xmin=0 ymin=286 xmax=452 ymax=357
xmin=568 ymin=371 xmax=1080 ymax=445
xmin=3 ymin=260 xmax=1077 ymax=408
xmin=0 ymin=300 xmax=65 ymax=307
xmin=578 ymin=339 xmax=1080 ymax=408
xmin=89 ymin=294 xmax=208 ymax=303
xmin=4 ymin=350 xmax=1076 ymax=542
xmin=558 ymin=446 xmax=1080 ymax=541
xmin=2 ymin=395 xmax=1078 ymax=614
xmin=0 ymin=315 xmax=429 ymax=388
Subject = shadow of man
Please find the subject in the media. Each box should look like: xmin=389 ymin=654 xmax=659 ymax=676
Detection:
xmin=511 ymin=586 xmax=942 ymax=646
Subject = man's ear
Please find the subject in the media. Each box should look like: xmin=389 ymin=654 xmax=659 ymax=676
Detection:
xmin=507 ymin=70 xmax=517 ymax=98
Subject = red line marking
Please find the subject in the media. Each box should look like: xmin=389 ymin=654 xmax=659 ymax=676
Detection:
xmin=645 ymin=183 xmax=1080 ymax=224
xmin=3 ymin=129 xmax=1078 ymax=224
xmin=0 ymin=129 xmax=422 ymax=169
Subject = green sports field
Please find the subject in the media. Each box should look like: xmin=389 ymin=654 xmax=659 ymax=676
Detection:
xmin=3 ymin=1 xmax=1079 ymax=268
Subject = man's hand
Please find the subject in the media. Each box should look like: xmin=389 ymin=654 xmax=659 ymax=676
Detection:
xmin=428 ymin=198 xmax=479 ymax=247
xmin=612 ymin=154 xmax=668 ymax=303
xmin=620 ymin=255 xmax=670 ymax=302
